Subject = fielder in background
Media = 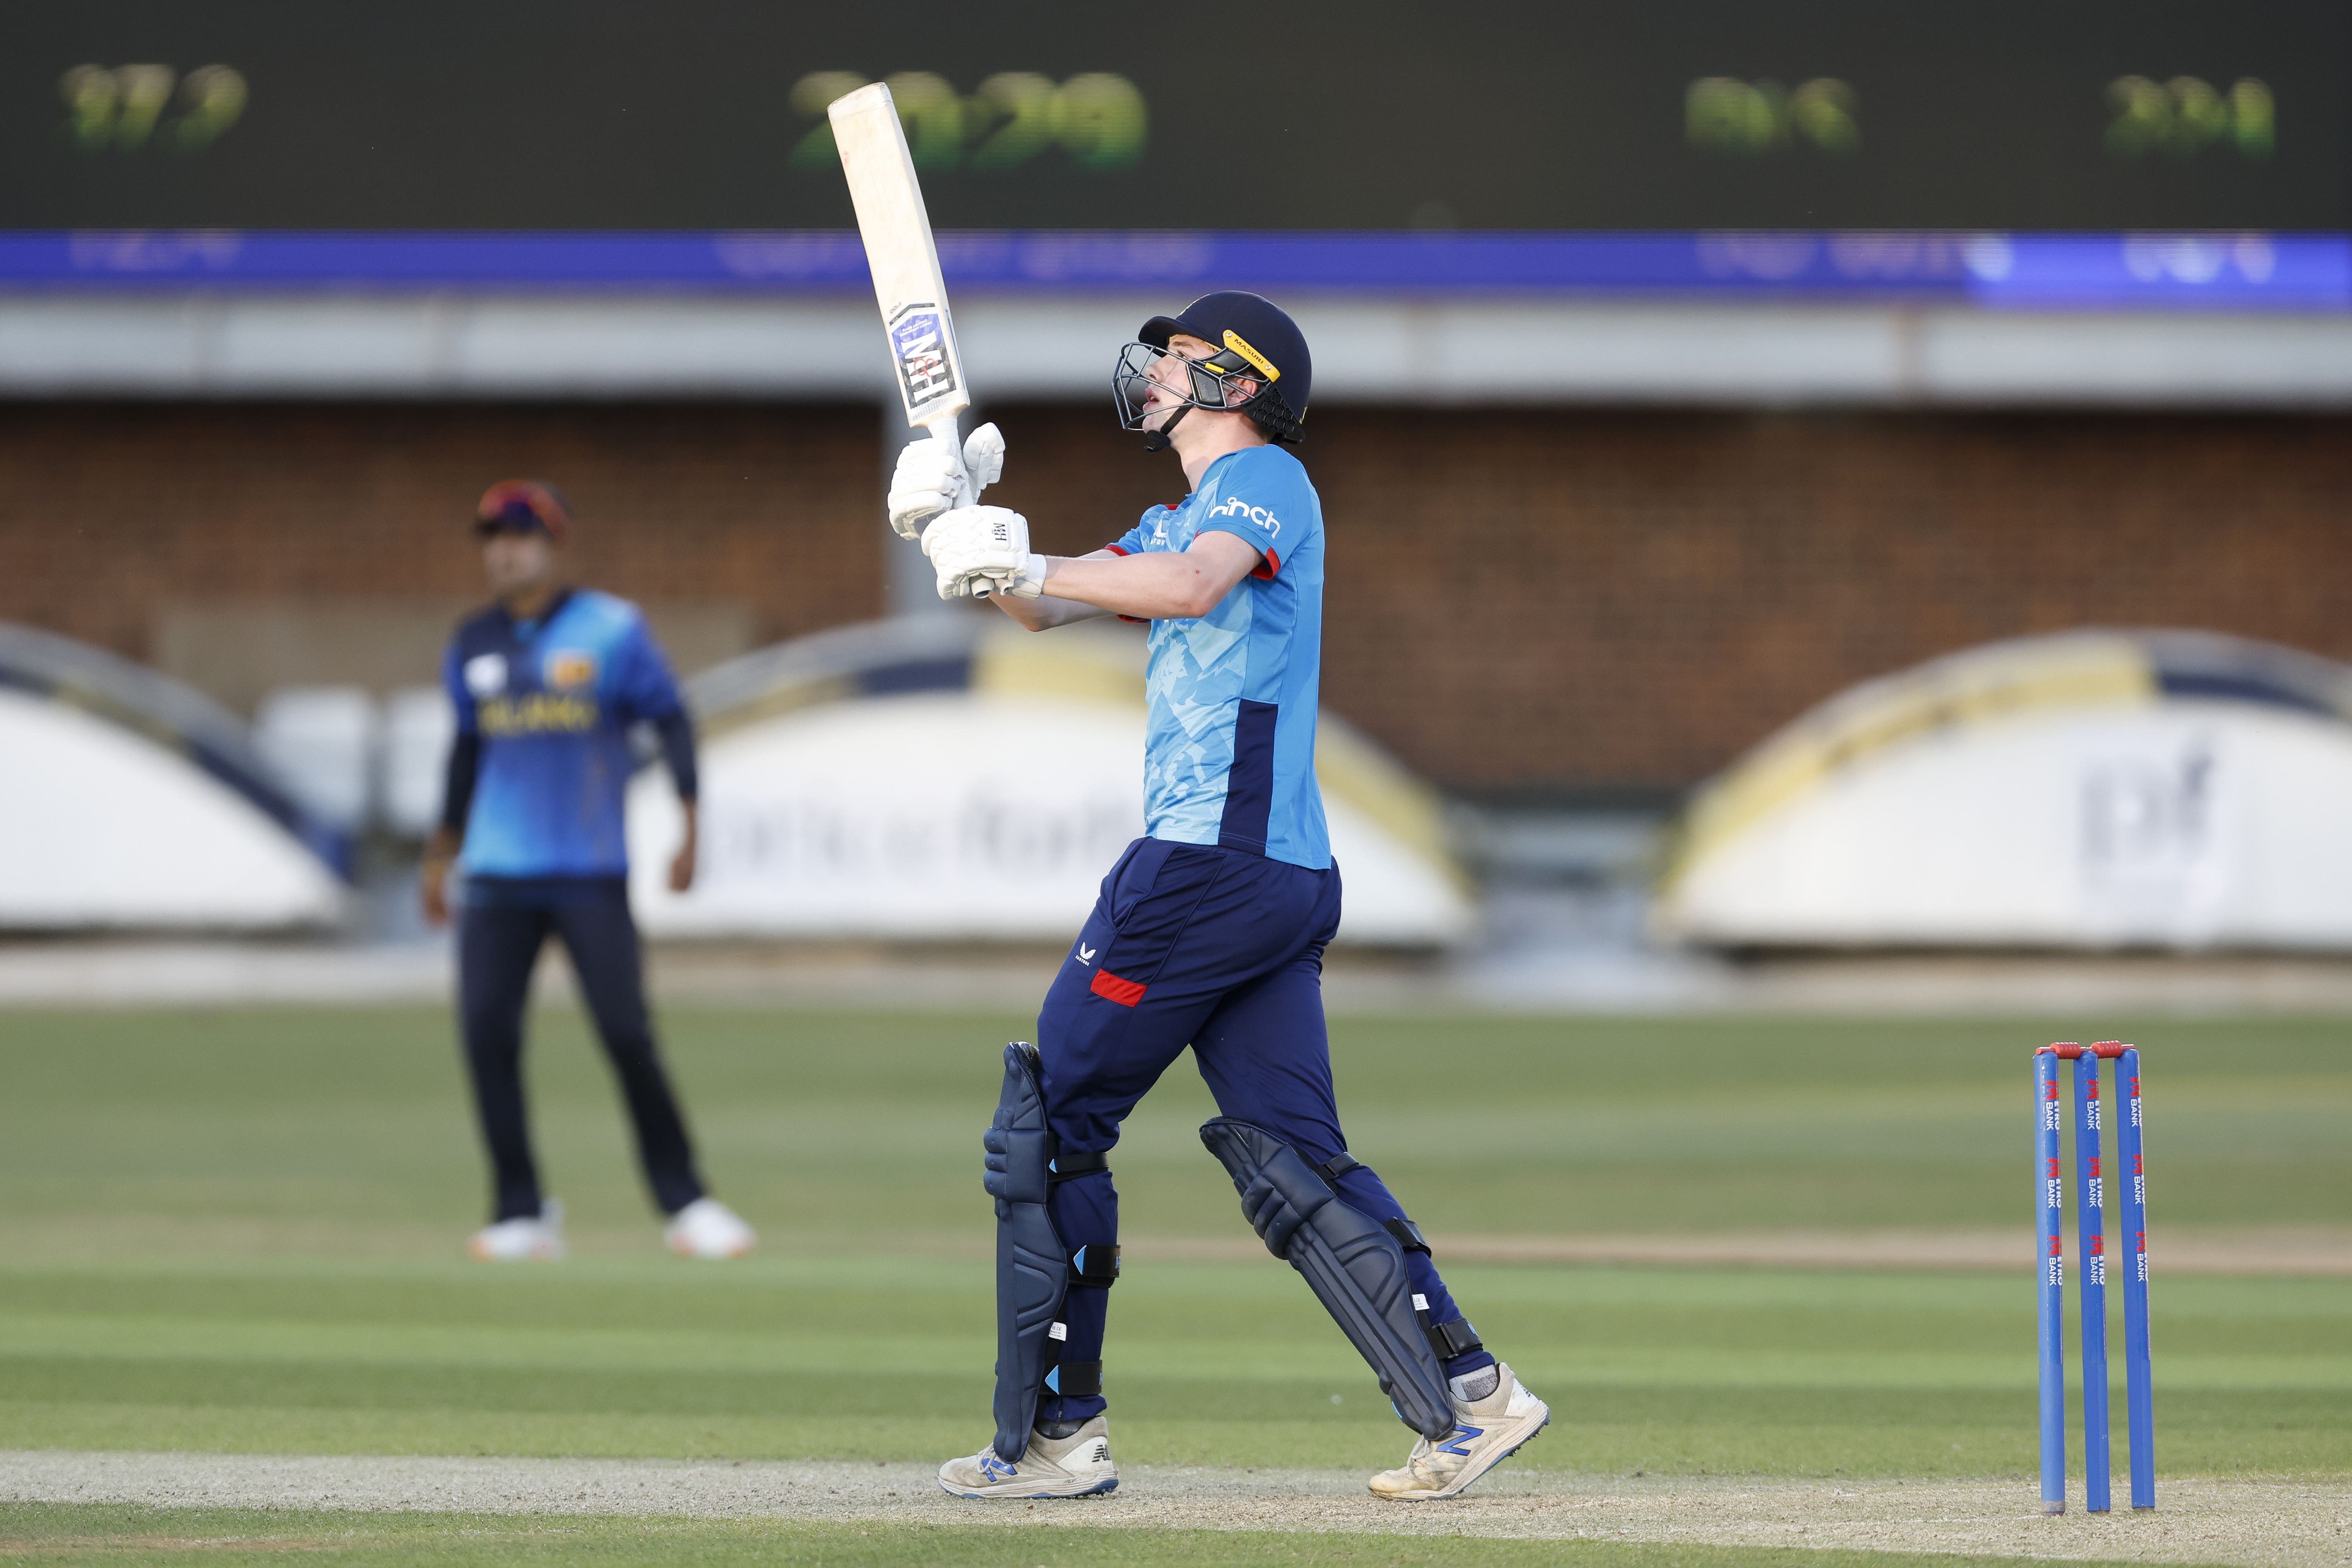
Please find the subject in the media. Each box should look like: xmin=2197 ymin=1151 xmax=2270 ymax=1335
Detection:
xmin=421 ymin=480 xmax=754 ymax=1263
xmin=900 ymin=293 xmax=1550 ymax=1501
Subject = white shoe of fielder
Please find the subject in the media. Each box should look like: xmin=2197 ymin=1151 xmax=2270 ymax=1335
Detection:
xmin=1368 ymin=1362 xmax=1549 ymax=1500
xmin=468 ymin=1197 xmax=565 ymax=1262
xmin=664 ymin=1197 xmax=756 ymax=1260
xmin=937 ymin=1417 xmax=1118 ymax=1499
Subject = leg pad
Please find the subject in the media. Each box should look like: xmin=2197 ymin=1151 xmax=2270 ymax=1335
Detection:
xmin=987 ymin=1043 xmax=1070 ymax=1464
xmin=1200 ymin=1118 xmax=1455 ymax=1439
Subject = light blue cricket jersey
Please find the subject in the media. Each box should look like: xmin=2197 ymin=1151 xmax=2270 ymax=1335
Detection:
xmin=443 ymin=589 xmax=687 ymax=879
xmin=1107 ymin=444 xmax=1330 ymax=870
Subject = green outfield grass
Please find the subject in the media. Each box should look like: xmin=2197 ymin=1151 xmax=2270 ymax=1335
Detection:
xmin=0 ymin=1502 xmax=2192 ymax=1568
xmin=0 ymin=1253 xmax=2343 ymax=1477
xmin=0 ymin=1005 xmax=2344 ymax=1562
xmin=3 ymin=1007 xmax=2345 ymax=1251
xmin=0 ymin=1502 xmax=2187 ymax=1568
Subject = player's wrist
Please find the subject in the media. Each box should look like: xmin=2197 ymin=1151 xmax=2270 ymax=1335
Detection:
xmin=1006 ymin=553 xmax=1051 ymax=598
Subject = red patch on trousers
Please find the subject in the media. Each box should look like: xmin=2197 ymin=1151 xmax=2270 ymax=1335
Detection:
xmin=1089 ymin=968 xmax=1147 ymax=1007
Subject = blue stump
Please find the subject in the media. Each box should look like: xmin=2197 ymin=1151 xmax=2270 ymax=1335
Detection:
xmin=2037 ymin=1049 xmax=2067 ymax=1515
xmin=2075 ymin=1053 xmax=2113 ymax=1513
xmin=2116 ymin=1046 xmax=2156 ymax=1509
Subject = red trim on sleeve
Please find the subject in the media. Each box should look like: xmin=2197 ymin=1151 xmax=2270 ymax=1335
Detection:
xmin=1089 ymin=968 xmax=1147 ymax=1007
xmin=1103 ymin=544 xmax=1130 ymax=556
xmin=1249 ymin=547 xmax=1281 ymax=581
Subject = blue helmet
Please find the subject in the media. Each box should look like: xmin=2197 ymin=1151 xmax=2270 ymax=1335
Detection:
xmin=1112 ymin=290 xmax=1310 ymax=448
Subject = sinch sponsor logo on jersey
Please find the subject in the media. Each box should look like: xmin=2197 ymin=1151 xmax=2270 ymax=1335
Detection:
xmin=1207 ymin=496 xmax=1279 ymax=535
xmin=479 ymin=692 xmax=600 ymax=736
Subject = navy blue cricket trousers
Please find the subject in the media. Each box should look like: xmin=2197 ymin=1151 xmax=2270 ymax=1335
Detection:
xmin=1032 ymin=837 xmax=1489 ymax=1425
xmin=457 ymin=878 xmax=707 ymax=1222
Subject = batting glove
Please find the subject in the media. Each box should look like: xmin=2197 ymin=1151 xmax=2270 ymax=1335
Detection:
xmin=924 ymin=504 xmax=1035 ymax=599
xmin=886 ymin=423 xmax=1004 ymax=539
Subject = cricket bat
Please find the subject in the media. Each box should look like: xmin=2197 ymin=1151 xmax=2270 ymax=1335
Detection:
xmin=828 ymin=83 xmax=993 ymax=596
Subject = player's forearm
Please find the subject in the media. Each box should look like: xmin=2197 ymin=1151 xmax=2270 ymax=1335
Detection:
xmin=993 ymin=578 xmax=1112 ymax=630
xmin=438 ymin=731 xmax=481 ymax=839
xmin=652 ymin=708 xmax=699 ymax=801
xmin=1038 ymin=552 xmax=1233 ymax=620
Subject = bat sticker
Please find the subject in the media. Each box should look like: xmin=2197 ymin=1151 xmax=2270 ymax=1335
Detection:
xmin=887 ymin=303 xmax=960 ymax=411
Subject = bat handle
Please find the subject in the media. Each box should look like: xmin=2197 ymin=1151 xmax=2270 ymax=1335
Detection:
xmin=927 ymin=417 xmax=989 ymax=600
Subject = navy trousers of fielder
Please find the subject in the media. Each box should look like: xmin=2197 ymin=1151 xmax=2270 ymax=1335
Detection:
xmin=1011 ymin=837 xmax=1494 ymax=1445
xmin=458 ymin=878 xmax=709 ymax=1222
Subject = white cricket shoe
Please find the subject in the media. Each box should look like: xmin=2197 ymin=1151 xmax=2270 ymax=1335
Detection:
xmin=937 ymin=1417 xmax=1118 ymax=1499
xmin=1368 ymin=1362 xmax=1550 ymax=1500
xmin=468 ymin=1198 xmax=565 ymax=1262
xmin=664 ymin=1197 xmax=756 ymax=1260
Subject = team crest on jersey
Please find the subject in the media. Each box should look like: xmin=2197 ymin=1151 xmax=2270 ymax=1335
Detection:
xmin=462 ymin=652 xmax=507 ymax=696
xmin=544 ymin=650 xmax=598 ymax=690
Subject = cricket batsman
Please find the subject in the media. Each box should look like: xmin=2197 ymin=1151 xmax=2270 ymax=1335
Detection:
xmin=894 ymin=294 xmax=1550 ymax=1500
xmin=421 ymin=480 xmax=755 ymax=1263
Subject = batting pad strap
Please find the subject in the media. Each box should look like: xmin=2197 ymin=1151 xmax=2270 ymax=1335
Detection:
xmin=1042 ymin=1358 xmax=1103 ymax=1399
xmin=1048 ymin=1150 xmax=1110 ymax=1183
xmin=1426 ymin=1316 xmax=1484 ymax=1361
xmin=1067 ymin=1243 xmax=1121 ymax=1289
xmin=1384 ymin=1218 xmax=1432 ymax=1256
xmin=1313 ymin=1151 xmax=1362 ymax=1184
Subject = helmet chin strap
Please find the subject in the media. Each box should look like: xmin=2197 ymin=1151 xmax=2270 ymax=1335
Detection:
xmin=1139 ymin=402 xmax=1192 ymax=453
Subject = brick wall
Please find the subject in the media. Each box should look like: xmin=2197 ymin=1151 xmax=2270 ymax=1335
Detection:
xmin=4 ymin=400 xmax=2347 ymax=797
xmin=1309 ymin=408 xmax=2352 ymax=797
xmin=0 ymin=401 xmax=882 ymax=658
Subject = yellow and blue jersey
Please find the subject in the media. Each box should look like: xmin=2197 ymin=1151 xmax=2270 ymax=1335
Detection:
xmin=441 ymin=589 xmax=691 ymax=880
xmin=1106 ymin=445 xmax=1330 ymax=870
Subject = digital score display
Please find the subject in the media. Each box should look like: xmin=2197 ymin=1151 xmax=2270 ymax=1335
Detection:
xmin=4 ymin=1 xmax=2344 ymax=231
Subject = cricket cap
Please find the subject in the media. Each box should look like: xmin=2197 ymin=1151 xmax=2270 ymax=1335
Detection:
xmin=474 ymin=479 xmax=572 ymax=542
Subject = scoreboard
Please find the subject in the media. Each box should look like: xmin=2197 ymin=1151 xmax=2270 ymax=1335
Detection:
xmin=4 ymin=0 xmax=2345 ymax=232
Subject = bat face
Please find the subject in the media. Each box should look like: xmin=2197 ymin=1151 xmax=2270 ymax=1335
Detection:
xmin=831 ymin=83 xmax=970 ymax=433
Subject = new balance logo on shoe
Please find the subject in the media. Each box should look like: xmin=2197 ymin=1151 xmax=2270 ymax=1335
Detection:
xmin=1438 ymin=1425 xmax=1485 ymax=1456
